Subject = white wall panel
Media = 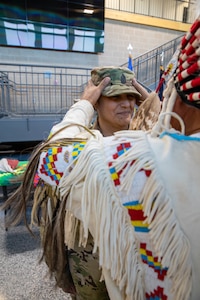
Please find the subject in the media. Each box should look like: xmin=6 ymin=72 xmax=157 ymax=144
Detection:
xmin=188 ymin=1 xmax=198 ymax=23
xmin=105 ymin=0 xmax=195 ymax=23
xmin=105 ymin=0 xmax=120 ymax=10
xmin=163 ymin=0 xmax=176 ymax=20
xmin=135 ymin=0 xmax=149 ymax=15
xmin=176 ymin=2 xmax=185 ymax=22
xmin=120 ymin=0 xmax=135 ymax=13
xmin=149 ymin=0 xmax=163 ymax=18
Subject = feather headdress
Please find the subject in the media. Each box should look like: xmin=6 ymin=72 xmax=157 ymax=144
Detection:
xmin=153 ymin=14 xmax=200 ymax=134
xmin=174 ymin=17 xmax=200 ymax=108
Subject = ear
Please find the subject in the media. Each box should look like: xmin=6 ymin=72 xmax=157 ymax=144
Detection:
xmin=94 ymin=99 xmax=100 ymax=111
xmin=93 ymin=103 xmax=98 ymax=111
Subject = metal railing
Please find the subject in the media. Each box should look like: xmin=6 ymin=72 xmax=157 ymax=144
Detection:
xmin=0 ymin=35 xmax=183 ymax=118
xmin=0 ymin=66 xmax=91 ymax=117
xmin=121 ymin=35 xmax=183 ymax=90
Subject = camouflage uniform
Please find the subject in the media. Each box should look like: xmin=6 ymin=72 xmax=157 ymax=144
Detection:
xmin=68 ymin=233 xmax=109 ymax=300
xmin=68 ymin=67 xmax=141 ymax=299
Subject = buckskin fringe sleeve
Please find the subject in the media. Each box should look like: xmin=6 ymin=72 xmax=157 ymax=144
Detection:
xmin=111 ymin=130 xmax=192 ymax=300
xmin=59 ymin=129 xmax=194 ymax=300
xmin=59 ymin=132 xmax=145 ymax=300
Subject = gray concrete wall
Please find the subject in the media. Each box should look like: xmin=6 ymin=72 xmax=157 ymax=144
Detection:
xmin=0 ymin=19 xmax=182 ymax=69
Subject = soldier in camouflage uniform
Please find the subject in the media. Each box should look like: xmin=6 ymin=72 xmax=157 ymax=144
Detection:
xmin=68 ymin=234 xmax=109 ymax=300
xmin=49 ymin=67 xmax=149 ymax=299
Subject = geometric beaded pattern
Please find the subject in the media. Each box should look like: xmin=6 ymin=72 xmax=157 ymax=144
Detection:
xmin=146 ymin=286 xmax=167 ymax=300
xmin=72 ymin=141 xmax=87 ymax=160
xmin=140 ymin=243 xmax=168 ymax=281
xmin=39 ymin=147 xmax=63 ymax=185
xmin=108 ymin=142 xmax=131 ymax=186
xmin=108 ymin=143 xmax=169 ymax=290
xmin=124 ymin=200 xmax=149 ymax=232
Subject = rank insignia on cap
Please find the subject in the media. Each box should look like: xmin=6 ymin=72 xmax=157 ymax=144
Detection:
xmin=121 ymin=74 xmax=126 ymax=84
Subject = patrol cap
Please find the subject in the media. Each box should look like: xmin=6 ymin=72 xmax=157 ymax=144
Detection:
xmin=91 ymin=66 xmax=141 ymax=100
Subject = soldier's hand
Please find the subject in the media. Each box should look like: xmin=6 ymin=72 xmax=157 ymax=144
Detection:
xmin=81 ymin=77 xmax=110 ymax=106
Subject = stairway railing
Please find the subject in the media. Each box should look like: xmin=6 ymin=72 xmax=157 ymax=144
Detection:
xmin=121 ymin=34 xmax=183 ymax=91
xmin=0 ymin=35 xmax=183 ymax=117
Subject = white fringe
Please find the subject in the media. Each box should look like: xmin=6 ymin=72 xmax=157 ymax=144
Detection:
xmin=59 ymin=130 xmax=192 ymax=300
xmin=112 ymin=130 xmax=192 ymax=300
xmin=64 ymin=209 xmax=79 ymax=249
xmin=59 ymin=132 xmax=145 ymax=300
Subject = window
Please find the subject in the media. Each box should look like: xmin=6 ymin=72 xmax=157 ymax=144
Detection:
xmin=0 ymin=0 xmax=105 ymax=53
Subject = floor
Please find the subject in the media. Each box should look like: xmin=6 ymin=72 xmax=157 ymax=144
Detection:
xmin=0 ymin=190 xmax=72 ymax=300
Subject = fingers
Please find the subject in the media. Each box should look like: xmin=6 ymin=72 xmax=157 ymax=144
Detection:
xmin=132 ymin=78 xmax=137 ymax=85
xmin=80 ymin=77 xmax=110 ymax=106
xmin=88 ymin=76 xmax=110 ymax=91
xmin=99 ymin=77 xmax=111 ymax=90
xmin=87 ymin=79 xmax=95 ymax=87
xmin=132 ymin=79 xmax=149 ymax=101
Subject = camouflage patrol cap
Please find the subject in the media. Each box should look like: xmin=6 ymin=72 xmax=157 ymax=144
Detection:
xmin=91 ymin=66 xmax=141 ymax=99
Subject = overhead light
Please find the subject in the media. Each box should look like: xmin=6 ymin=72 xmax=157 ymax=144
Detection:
xmin=83 ymin=9 xmax=94 ymax=14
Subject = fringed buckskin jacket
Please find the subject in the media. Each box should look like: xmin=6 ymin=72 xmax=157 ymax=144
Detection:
xmin=33 ymin=100 xmax=200 ymax=300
